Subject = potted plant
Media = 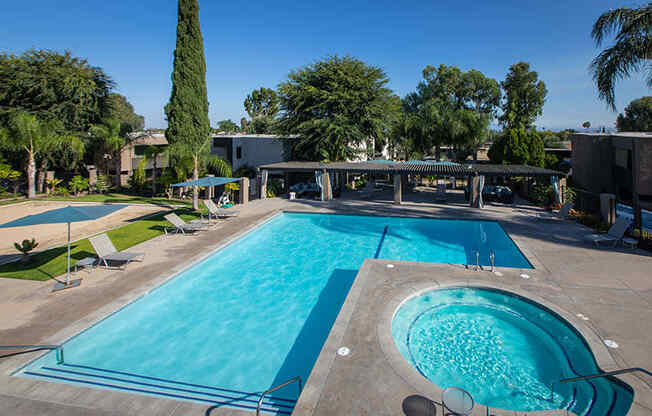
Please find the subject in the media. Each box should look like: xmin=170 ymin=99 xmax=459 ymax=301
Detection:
xmin=14 ymin=238 xmax=39 ymax=263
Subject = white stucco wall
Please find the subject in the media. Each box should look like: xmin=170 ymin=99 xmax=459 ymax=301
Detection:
xmin=231 ymin=137 xmax=285 ymax=171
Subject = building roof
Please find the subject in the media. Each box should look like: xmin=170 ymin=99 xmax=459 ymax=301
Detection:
xmin=211 ymin=133 xmax=298 ymax=139
xmin=259 ymin=161 xmax=564 ymax=177
xmin=573 ymin=132 xmax=652 ymax=139
xmin=129 ymin=133 xmax=168 ymax=146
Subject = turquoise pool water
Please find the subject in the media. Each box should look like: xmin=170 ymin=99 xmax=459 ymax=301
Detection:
xmin=392 ymin=288 xmax=633 ymax=416
xmin=19 ymin=213 xmax=531 ymax=413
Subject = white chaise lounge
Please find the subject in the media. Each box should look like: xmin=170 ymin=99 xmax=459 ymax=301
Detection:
xmin=584 ymin=217 xmax=630 ymax=247
xmin=89 ymin=233 xmax=145 ymax=269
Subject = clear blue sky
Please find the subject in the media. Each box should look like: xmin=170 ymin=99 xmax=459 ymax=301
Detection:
xmin=1 ymin=0 xmax=648 ymax=130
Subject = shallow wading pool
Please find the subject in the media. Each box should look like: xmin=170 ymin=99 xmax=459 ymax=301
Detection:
xmin=392 ymin=287 xmax=633 ymax=416
xmin=18 ymin=213 xmax=531 ymax=413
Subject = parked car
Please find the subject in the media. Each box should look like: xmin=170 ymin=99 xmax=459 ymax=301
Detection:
xmin=465 ymin=184 xmax=514 ymax=204
xmin=290 ymin=183 xmax=320 ymax=197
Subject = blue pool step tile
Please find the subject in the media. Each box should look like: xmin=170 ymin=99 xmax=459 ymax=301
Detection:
xmin=23 ymin=365 xmax=296 ymax=415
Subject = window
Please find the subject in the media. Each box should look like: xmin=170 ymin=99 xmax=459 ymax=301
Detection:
xmin=134 ymin=145 xmax=146 ymax=156
xmin=236 ymin=146 xmax=242 ymax=159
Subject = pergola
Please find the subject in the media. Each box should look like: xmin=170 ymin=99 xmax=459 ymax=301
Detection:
xmin=258 ymin=161 xmax=565 ymax=206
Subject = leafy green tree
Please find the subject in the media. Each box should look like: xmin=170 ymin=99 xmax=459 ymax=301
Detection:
xmin=405 ymin=65 xmax=468 ymax=160
xmin=244 ymin=87 xmax=279 ymax=119
xmin=462 ymin=69 xmax=501 ymax=115
xmin=590 ymin=4 xmax=652 ymax=110
xmin=0 ymin=112 xmax=66 ymax=197
xmin=107 ymin=94 xmax=145 ymax=132
xmin=164 ymin=0 xmax=212 ymax=210
xmin=583 ymin=121 xmax=591 ymax=129
xmin=216 ymin=119 xmax=240 ymax=133
xmin=0 ymin=49 xmax=113 ymax=132
xmin=499 ymin=62 xmax=547 ymax=130
xmin=616 ymin=96 xmax=652 ymax=131
xmin=245 ymin=116 xmax=277 ymax=134
xmin=488 ymin=128 xmax=545 ymax=167
xmin=278 ymin=55 xmax=395 ymax=161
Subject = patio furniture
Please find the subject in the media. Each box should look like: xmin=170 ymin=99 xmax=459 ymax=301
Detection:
xmin=89 ymin=233 xmax=145 ymax=269
xmin=0 ymin=204 xmax=128 ymax=291
xmin=442 ymin=387 xmax=474 ymax=416
xmin=164 ymin=213 xmax=209 ymax=235
xmin=74 ymin=257 xmax=97 ymax=273
xmin=537 ymin=202 xmax=574 ymax=220
xmin=622 ymin=237 xmax=638 ymax=249
xmin=203 ymin=199 xmax=240 ymax=219
xmin=584 ymin=217 xmax=630 ymax=247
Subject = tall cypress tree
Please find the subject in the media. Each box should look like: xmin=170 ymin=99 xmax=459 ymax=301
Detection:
xmin=165 ymin=0 xmax=210 ymax=210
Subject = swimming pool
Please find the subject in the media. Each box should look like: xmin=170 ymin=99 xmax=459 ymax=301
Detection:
xmin=18 ymin=213 xmax=531 ymax=413
xmin=392 ymin=288 xmax=633 ymax=416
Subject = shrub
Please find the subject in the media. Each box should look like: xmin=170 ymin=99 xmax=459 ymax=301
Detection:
xmin=69 ymin=175 xmax=89 ymax=196
xmin=129 ymin=158 xmax=147 ymax=191
xmin=95 ymin=174 xmax=112 ymax=194
xmin=47 ymin=178 xmax=63 ymax=194
xmin=14 ymin=238 xmax=39 ymax=261
xmin=563 ymin=186 xmax=576 ymax=204
xmin=530 ymin=184 xmax=554 ymax=206
xmin=53 ymin=186 xmax=70 ymax=196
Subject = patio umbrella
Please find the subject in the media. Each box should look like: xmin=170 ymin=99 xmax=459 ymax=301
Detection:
xmin=0 ymin=204 xmax=127 ymax=291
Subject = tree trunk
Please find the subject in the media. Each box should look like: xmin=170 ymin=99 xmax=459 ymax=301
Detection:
xmin=115 ymin=153 xmax=121 ymax=190
xmin=27 ymin=152 xmax=36 ymax=199
xmin=193 ymin=155 xmax=199 ymax=210
xmin=435 ymin=145 xmax=441 ymax=161
xmin=151 ymin=159 xmax=157 ymax=196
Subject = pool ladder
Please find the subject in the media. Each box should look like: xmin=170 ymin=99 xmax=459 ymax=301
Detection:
xmin=0 ymin=344 xmax=64 ymax=364
xmin=469 ymin=250 xmax=495 ymax=272
xmin=256 ymin=376 xmax=302 ymax=416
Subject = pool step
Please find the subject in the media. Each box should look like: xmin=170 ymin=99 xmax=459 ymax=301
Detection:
xmin=24 ymin=364 xmax=297 ymax=414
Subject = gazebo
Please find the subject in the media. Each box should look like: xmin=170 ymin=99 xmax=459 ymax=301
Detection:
xmin=258 ymin=161 xmax=565 ymax=207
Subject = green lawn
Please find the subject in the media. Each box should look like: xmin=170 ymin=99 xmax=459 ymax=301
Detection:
xmin=0 ymin=209 xmax=201 ymax=281
xmin=41 ymin=193 xmax=192 ymax=207
xmin=0 ymin=193 xmax=194 ymax=207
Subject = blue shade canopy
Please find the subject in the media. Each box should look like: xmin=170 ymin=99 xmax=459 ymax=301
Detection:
xmin=171 ymin=177 xmax=241 ymax=187
xmin=0 ymin=204 xmax=128 ymax=228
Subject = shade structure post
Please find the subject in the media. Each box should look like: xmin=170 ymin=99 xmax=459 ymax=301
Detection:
xmin=260 ymin=170 xmax=268 ymax=199
xmin=66 ymin=221 xmax=71 ymax=285
xmin=393 ymin=174 xmax=402 ymax=205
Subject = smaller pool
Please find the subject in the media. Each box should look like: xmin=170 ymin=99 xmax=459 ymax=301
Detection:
xmin=392 ymin=288 xmax=633 ymax=416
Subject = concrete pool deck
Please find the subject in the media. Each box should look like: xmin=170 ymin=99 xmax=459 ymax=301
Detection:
xmin=0 ymin=192 xmax=651 ymax=415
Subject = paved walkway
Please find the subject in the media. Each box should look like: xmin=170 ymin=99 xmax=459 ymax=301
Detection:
xmin=0 ymin=192 xmax=650 ymax=415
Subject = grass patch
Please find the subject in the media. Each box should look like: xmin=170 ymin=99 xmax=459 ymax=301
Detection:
xmin=0 ymin=209 xmax=201 ymax=281
xmin=41 ymin=193 xmax=192 ymax=207
xmin=0 ymin=197 xmax=25 ymax=206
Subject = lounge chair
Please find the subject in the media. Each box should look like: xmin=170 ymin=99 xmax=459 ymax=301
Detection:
xmin=89 ymin=233 xmax=145 ymax=269
xmin=584 ymin=217 xmax=630 ymax=247
xmin=203 ymin=199 xmax=240 ymax=219
xmin=164 ymin=213 xmax=210 ymax=235
xmin=537 ymin=202 xmax=574 ymax=220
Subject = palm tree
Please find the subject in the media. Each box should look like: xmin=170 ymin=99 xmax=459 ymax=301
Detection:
xmin=1 ymin=112 xmax=66 ymax=198
xmin=591 ymin=4 xmax=652 ymax=110
xmin=90 ymin=119 xmax=124 ymax=188
xmin=143 ymin=145 xmax=167 ymax=196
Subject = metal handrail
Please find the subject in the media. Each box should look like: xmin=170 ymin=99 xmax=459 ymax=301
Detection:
xmin=256 ymin=376 xmax=302 ymax=416
xmin=560 ymin=367 xmax=651 ymax=383
xmin=0 ymin=345 xmax=64 ymax=364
